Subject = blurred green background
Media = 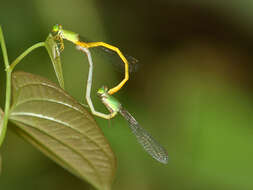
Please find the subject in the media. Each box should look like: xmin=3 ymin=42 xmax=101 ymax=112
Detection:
xmin=1 ymin=0 xmax=253 ymax=189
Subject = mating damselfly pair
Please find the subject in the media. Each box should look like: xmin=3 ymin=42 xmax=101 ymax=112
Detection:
xmin=52 ymin=24 xmax=168 ymax=164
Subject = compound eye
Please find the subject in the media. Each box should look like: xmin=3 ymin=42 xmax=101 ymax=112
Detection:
xmin=52 ymin=24 xmax=61 ymax=33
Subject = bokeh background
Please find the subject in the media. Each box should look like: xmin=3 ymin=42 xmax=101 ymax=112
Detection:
xmin=1 ymin=0 xmax=253 ymax=190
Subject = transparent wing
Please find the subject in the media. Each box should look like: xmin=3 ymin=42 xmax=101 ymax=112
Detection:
xmin=119 ymin=108 xmax=168 ymax=164
xmin=96 ymin=45 xmax=139 ymax=73
xmin=80 ymin=36 xmax=139 ymax=73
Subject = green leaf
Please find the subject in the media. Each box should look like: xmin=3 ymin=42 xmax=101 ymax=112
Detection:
xmin=45 ymin=34 xmax=65 ymax=89
xmin=9 ymin=71 xmax=116 ymax=190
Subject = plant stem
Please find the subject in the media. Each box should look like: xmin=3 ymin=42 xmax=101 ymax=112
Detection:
xmin=0 ymin=26 xmax=11 ymax=147
xmin=0 ymin=28 xmax=46 ymax=147
xmin=9 ymin=42 xmax=45 ymax=72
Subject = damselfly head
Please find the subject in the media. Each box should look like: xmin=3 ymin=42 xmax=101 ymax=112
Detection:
xmin=97 ymin=86 xmax=108 ymax=97
xmin=52 ymin=24 xmax=62 ymax=33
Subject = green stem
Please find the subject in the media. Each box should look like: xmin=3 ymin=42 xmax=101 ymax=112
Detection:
xmin=0 ymin=27 xmax=46 ymax=147
xmin=0 ymin=26 xmax=11 ymax=147
xmin=9 ymin=42 xmax=45 ymax=72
